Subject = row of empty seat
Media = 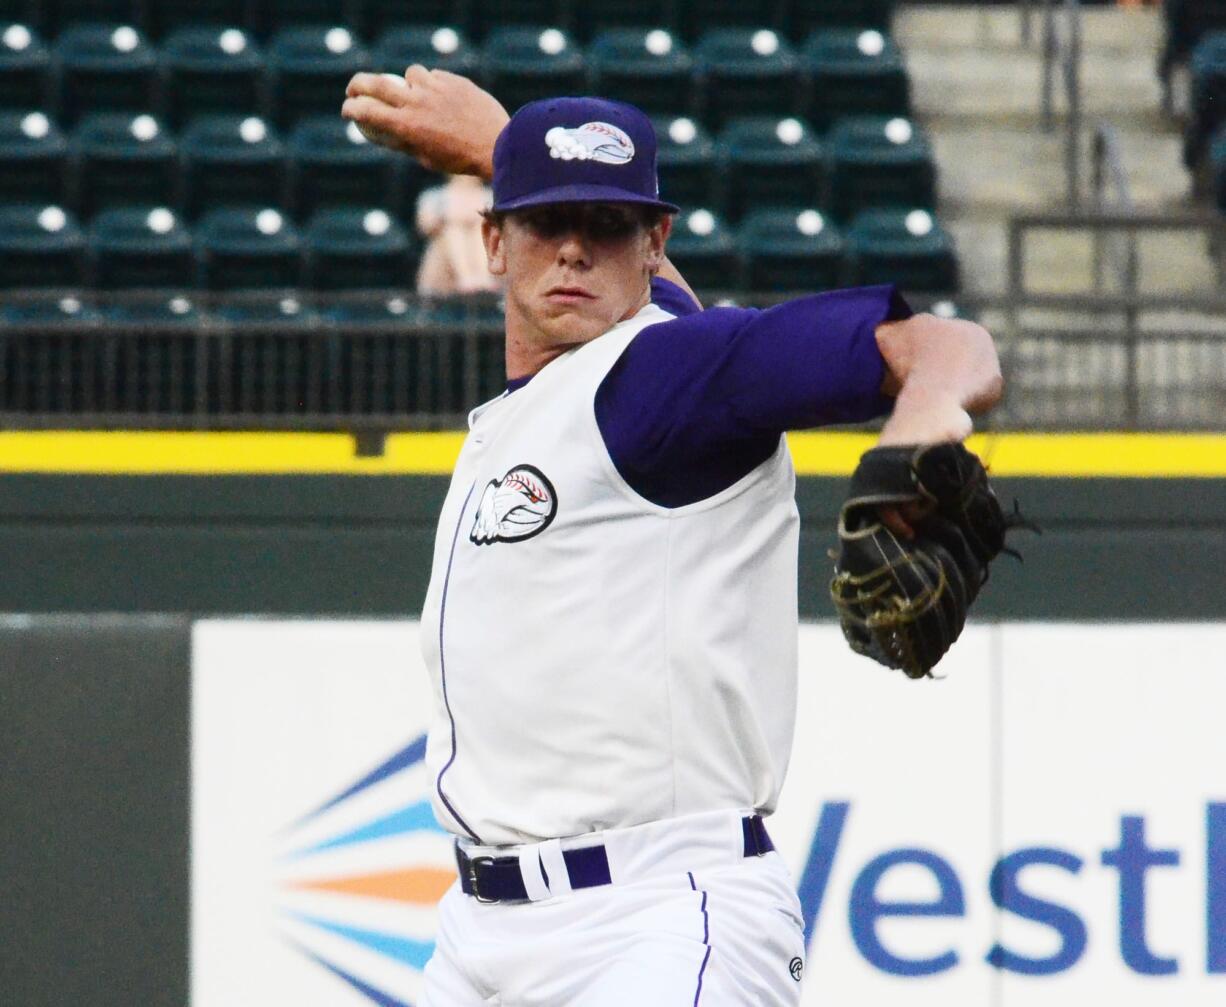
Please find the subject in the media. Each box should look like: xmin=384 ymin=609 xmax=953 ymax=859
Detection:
xmin=1 ymin=110 xmax=935 ymax=225
xmin=0 ymin=202 xmax=958 ymax=294
xmin=0 ymin=0 xmax=894 ymax=43
xmin=0 ymin=22 xmax=908 ymax=127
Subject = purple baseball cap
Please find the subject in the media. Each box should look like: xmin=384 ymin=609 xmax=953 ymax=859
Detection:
xmin=491 ymin=96 xmax=679 ymax=214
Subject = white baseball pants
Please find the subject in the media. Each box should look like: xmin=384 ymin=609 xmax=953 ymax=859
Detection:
xmin=420 ymin=809 xmax=806 ymax=1006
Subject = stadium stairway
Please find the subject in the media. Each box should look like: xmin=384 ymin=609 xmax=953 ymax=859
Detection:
xmin=898 ymin=3 xmax=1213 ymax=297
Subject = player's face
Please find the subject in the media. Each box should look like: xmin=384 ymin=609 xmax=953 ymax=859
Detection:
xmin=483 ymin=203 xmax=671 ymax=352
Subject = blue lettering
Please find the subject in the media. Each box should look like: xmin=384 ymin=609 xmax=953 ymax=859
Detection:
xmin=1101 ymin=815 xmax=1180 ymax=975
xmin=797 ymin=801 xmax=850 ymax=950
xmin=986 ymin=848 xmax=1087 ymax=974
xmin=1208 ymin=803 xmax=1226 ymax=973
xmin=849 ymin=849 xmax=965 ymax=976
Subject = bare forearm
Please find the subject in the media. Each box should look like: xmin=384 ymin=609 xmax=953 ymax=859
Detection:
xmin=875 ymin=315 xmax=1003 ymax=445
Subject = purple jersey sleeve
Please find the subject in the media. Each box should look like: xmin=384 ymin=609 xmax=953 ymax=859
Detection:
xmin=596 ymin=284 xmax=912 ymax=508
xmin=650 ymin=275 xmax=703 ymax=317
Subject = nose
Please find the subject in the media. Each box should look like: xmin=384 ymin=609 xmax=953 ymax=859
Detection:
xmin=556 ymin=229 xmax=591 ymax=270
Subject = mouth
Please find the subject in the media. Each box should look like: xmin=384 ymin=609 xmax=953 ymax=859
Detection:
xmin=545 ymin=286 xmax=596 ymax=303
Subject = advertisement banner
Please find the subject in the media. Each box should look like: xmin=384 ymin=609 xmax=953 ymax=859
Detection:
xmin=192 ymin=620 xmax=1226 ymax=1006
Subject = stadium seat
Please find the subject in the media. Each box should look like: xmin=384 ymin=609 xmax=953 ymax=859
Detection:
xmin=470 ymin=0 xmax=564 ymax=40
xmin=44 ymin=0 xmax=139 ymax=37
xmin=1185 ymin=31 xmax=1226 ymax=168
xmin=588 ymin=28 xmax=693 ymax=117
xmin=799 ymin=28 xmax=910 ymax=131
xmin=654 ymin=115 xmax=717 ymax=211
xmin=826 ymin=115 xmax=935 ymax=223
xmin=0 ymin=291 xmax=99 ymax=323
xmin=361 ymin=0 xmax=472 ymax=39
xmin=287 ymin=115 xmax=415 ymax=221
xmin=716 ymin=115 xmax=825 ymax=222
xmin=267 ymin=25 xmax=370 ymax=128
xmin=481 ymin=27 xmax=585 ymax=114
xmin=103 ymin=292 xmax=199 ymax=323
xmin=788 ymin=0 xmax=894 ymax=38
xmin=844 ymin=207 xmax=958 ymax=293
xmin=72 ymin=112 xmax=178 ymax=219
xmin=146 ymin=0 xmax=251 ymax=40
xmin=88 ymin=205 xmax=194 ymax=288
xmin=739 ymin=206 xmax=843 ymax=292
xmin=663 ymin=207 xmax=738 ymax=291
xmin=570 ymin=0 xmax=677 ymax=42
xmin=303 ymin=206 xmax=416 ymax=289
xmin=373 ymin=25 xmax=479 ymax=77
xmin=159 ymin=26 xmax=264 ymax=126
xmin=676 ymin=0 xmax=788 ymax=42
xmin=196 ymin=205 xmax=301 ymax=289
xmin=318 ymin=291 xmax=420 ymax=324
xmin=693 ymin=29 xmax=801 ymax=131
xmin=257 ymin=0 xmax=351 ymax=39
xmin=212 ymin=291 xmax=319 ymax=323
xmin=0 ymin=22 xmax=49 ymax=110
xmin=0 ymin=111 xmax=69 ymax=205
xmin=181 ymin=114 xmax=286 ymax=220
xmin=55 ymin=23 xmax=158 ymax=124
xmin=0 ymin=203 xmax=86 ymax=287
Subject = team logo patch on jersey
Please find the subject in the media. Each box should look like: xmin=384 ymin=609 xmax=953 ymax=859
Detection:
xmin=470 ymin=464 xmax=558 ymax=545
xmin=544 ymin=122 xmax=635 ymax=164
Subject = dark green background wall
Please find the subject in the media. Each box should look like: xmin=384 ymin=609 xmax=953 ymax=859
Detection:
xmin=0 ymin=473 xmax=1222 ymax=618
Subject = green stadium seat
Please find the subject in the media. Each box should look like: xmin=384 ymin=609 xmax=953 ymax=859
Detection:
xmin=717 ymin=116 xmax=825 ymax=222
xmin=470 ymin=0 xmax=564 ymax=39
xmin=1185 ymin=31 xmax=1226 ymax=168
xmin=0 ymin=203 xmax=86 ymax=287
xmin=844 ymin=207 xmax=958 ymax=293
xmin=482 ymin=27 xmax=586 ymax=113
xmin=361 ymin=0 xmax=471 ymax=39
xmin=693 ymin=29 xmax=801 ymax=131
xmin=654 ymin=115 xmax=717 ymax=210
xmin=589 ymin=29 xmax=693 ymax=117
xmin=267 ymin=25 xmax=370 ymax=128
xmin=664 ymin=207 xmax=738 ymax=291
xmin=1211 ymin=124 xmax=1226 ymax=213
xmin=196 ymin=205 xmax=301 ymax=289
xmin=181 ymin=114 xmax=286 ymax=219
xmin=103 ymin=292 xmax=199 ymax=323
xmin=570 ymin=0 xmax=677 ymax=42
xmin=373 ymin=25 xmax=479 ymax=77
xmin=44 ymin=0 xmax=139 ymax=37
xmin=675 ymin=0 xmax=785 ymax=40
xmin=0 ymin=111 xmax=69 ymax=205
xmin=788 ymin=0 xmax=894 ymax=38
xmin=55 ymin=23 xmax=157 ymax=124
xmin=88 ymin=205 xmax=194 ymax=288
xmin=826 ymin=115 xmax=935 ymax=223
xmin=799 ymin=28 xmax=909 ymax=131
xmin=0 ymin=291 xmax=99 ymax=323
xmin=160 ymin=26 xmax=264 ymax=126
xmin=72 ymin=112 xmax=178 ymax=218
xmin=288 ymin=115 xmax=416 ymax=221
xmin=257 ymin=0 xmax=351 ymax=39
xmin=0 ymin=22 xmax=49 ymax=109
xmin=319 ymin=292 xmax=420 ymax=324
xmin=303 ymin=206 xmax=417 ymax=289
xmin=146 ymin=0 xmax=252 ymax=40
xmin=213 ymin=291 xmax=319 ymax=323
xmin=739 ymin=206 xmax=844 ymax=292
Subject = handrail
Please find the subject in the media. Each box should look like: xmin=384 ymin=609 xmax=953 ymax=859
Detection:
xmin=1040 ymin=0 xmax=1084 ymax=207
xmin=1089 ymin=123 xmax=1139 ymax=297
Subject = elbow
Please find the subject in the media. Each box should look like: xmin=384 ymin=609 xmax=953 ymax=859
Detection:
xmin=967 ymin=321 xmax=1004 ymax=414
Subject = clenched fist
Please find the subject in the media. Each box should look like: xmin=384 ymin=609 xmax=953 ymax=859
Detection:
xmin=341 ymin=66 xmax=510 ymax=181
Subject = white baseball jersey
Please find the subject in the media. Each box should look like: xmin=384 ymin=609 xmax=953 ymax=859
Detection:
xmin=419 ymin=301 xmax=801 ymax=847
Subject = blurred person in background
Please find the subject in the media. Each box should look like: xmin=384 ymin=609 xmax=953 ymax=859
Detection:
xmin=416 ymin=173 xmax=502 ymax=296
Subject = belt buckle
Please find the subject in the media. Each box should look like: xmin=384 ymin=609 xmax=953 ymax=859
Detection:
xmin=466 ymin=855 xmax=499 ymax=904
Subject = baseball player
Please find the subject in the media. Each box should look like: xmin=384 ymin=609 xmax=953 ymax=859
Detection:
xmin=342 ymin=70 xmax=1003 ymax=1004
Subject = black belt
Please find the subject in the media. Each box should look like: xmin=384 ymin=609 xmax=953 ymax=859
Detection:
xmin=456 ymin=814 xmax=774 ymax=904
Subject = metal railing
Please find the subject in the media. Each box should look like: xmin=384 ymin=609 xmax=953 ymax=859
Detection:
xmin=1039 ymin=0 xmax=1085 ymax=207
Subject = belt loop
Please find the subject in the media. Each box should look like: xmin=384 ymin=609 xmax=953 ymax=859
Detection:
xmin=516 ymin=845 xmax=551 ymax=902
xmin=538 ymin=839 xmax=572 ymax=898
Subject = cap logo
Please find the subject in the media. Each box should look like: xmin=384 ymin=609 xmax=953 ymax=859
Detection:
xmin=544 ymin=122 xmax=635 ymax=165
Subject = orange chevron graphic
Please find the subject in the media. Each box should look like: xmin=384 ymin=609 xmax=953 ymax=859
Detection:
xmin=287 ymin=867 xmax=456 ymax=904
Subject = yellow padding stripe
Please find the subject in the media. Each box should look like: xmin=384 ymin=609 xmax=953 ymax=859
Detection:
xmin=0 ymin=431 xmax=1224 ymax=477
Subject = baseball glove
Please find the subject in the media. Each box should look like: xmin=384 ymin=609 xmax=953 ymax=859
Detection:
xmin=829 ymin=442 xmax=1033 ymax=679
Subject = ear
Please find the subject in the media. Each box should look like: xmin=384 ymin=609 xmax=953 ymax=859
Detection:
xmin=645 ymin=214 xmax=672 ymax=275
xmin=482 ymin=216 xmax=507 ymax=276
